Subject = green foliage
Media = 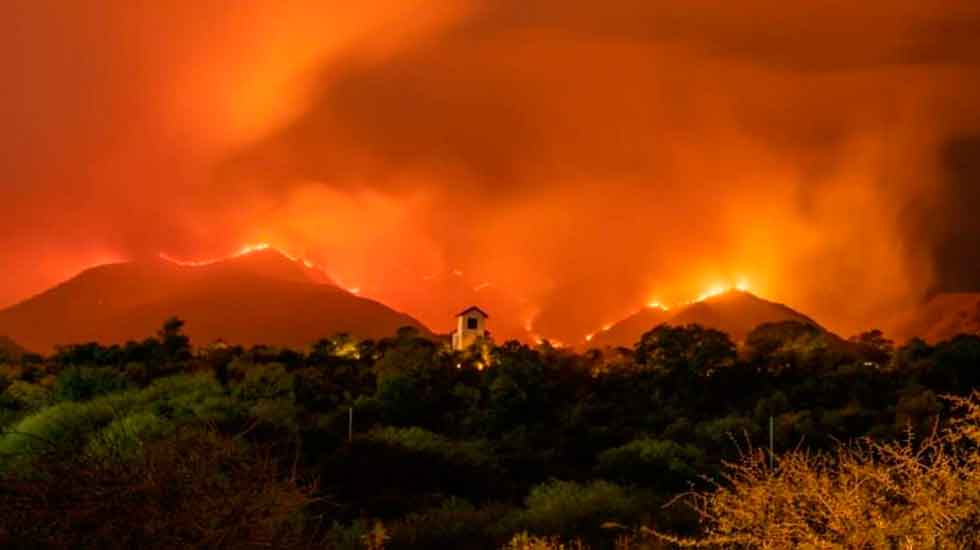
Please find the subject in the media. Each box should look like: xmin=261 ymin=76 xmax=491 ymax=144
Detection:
xmin=325 ymin=520 xmax=378 ymax=550
xmin=53 ymin=366 xmax=129 ymax=402
xmin=2 ymin=379 xmax=51 ymax=411
xmin=597 ymin=438 xmax=704 ymax=490
xmin=694 ymin=415 xmax=758 ymax=448
xmin=895 ymin=388 xmax=941 ymax=435
xmin=231 ymin=361 xmax=294 ymax=400
xmin=158 ymin=316 xmax=192 ymax=361
xmin=386 ymin=498 xmax=514 ymax=549
xmin=376 ymin=373 xmax=424 ymax=424
xmin=87 ymin=410 xmax=175 ymax=460
xmin=635 ymin=324 xmax=736 ymax=372
xmin=745 ymin=320 xmax=840 ymax=369
xmin=364 ymin=426 xmax=494 ymax=467
xmin=513 ymin=480 xmax=642 ymax=536
xmin=0 ymin=391 xmax=138 ymax=465
xmin=7 ymin=322 xmax=980 ymax=548
xmin=0 ymin=429 xmax=315 ymax=549
xmin=0 ymin=374 xmax=229 ymax=468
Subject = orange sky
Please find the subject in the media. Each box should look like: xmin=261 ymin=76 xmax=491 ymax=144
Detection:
xmin=2 ymin=1 xmax=980 ymax=342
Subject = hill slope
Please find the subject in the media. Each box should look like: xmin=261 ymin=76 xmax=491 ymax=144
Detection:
xmin=892 ymin=293 xmax=980 ymax=343
xmin=0 ymin=249 xmax=429 ymax=353
xmin=589 ymin=306 xmax=673 ymax=349
xmin=590 ymin=290 xmax=824 ymax=348
xmin=0 ymin=335 xmax=27 ymax=361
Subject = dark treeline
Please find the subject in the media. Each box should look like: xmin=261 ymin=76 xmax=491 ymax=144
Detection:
xmin=1 ymin=318 xmax=978 ymax=549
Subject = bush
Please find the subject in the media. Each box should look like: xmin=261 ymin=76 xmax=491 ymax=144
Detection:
xmin=2 ymin=380 xmax=51 ymax=411
xmin=503 ymin=532 xmax=588 ymax=549
xmin=233 ymin=362 xmax=294 ymax=401
xmin=53 ymin=366 xmax=129 ymax=402
xmin=656 ymin=392 xmax=980 ymax=548
xmin=0 ymin=374 xmax=230 ymax=468
xmin=0 ymin=391 xmax=139 ymax=466
xmin=0 ymin=429 xmax=316 ymax=549
xmin=385 ymin=498 xmax=513 ymax=549
xmin=365 ymin=426 xmax=494 ymax=468
xmin=694 ymin=415 xmax=758 ymax=448
xmin=513 ymin=480 xmax=642 ymax=537
xmin=87 ymin=411 xmax=175 ymax=460
xmin=597 ymin=438 xmax=703 ymax=490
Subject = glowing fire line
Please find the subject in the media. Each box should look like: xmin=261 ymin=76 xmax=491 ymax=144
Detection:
xmin=158 ymin=243 xmax=362 ymax=294
xmin=584 ymin=280 xmax=754 ymax=342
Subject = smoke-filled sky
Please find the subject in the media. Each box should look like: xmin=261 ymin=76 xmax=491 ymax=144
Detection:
xmin=3 ymin=1 xmax=980 ymax=342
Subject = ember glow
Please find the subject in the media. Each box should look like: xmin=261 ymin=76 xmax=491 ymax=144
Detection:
xmin=2 ymin=2 xmax=980 ymax=343
xmin=158 ymin=243 xmax=274 ymax=268
xmin=159 ymin=243 xmax=363 ymax=293
xmin=678 ymin=278 xmax=754 ymax=304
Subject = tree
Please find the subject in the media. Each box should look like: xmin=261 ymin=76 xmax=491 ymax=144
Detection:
xmin=849 ymin=329 xmax=894 ymax=364
xmin=157 ymin=317 xmax=191 ymax=362
xmin=635 ymin=324 xmax=736 ymax=374
xmin=745 ymin=321 xmax=836 ymax=371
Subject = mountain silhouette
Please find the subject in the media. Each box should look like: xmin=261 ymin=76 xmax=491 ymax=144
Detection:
xmin=892 ymin=293 xmax=980 ymax=343
xmin=0 ymin=249 xmax=428 ymax=353
xmin=0 ymin=335 xmax=26 ymax=360
xmin=589 ymin=290 xmax=824 ymax=348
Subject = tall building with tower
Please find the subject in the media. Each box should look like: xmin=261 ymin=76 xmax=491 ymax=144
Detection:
xmin=452 ymin=306 xmax=490 ymax=351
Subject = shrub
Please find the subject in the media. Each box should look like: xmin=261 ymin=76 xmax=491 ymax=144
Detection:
xmin=0 ymin=391 xmax=139 ymax=465
xmin=2 ymin=380 xmax=51 ymax=411
xmin=325 ymin=520 xmax=390 ymax=550
xmin=694 ymin=415 xmax=758 ymax=448
xmin=233 ymin=362 xmax=294 ymax=401
xmin=249 ymin=397 xmax=301 ymax=432
xmin=514 ymin=480 xmax=642 ymax=537
xmin=87 ymin=411 xmax=175 ymax=460
xmin=503 ymin=532 xmax=588 ymax=550
xmin=386 ymin=498 xmax=513 ymax=549
xmin=53 ymin=366 xmax=129 ymax=402
xmin=0 ymin=429 xmax=316 ymax=549
xmin=597 ymin=438 xmax=703 ymax=490
xmin=655 ymin=392 xmax=980 ymax=548
xmin=0 ymin=374 xmax=230 ymax=468
xmin=365 ymin=426 xmax=494 ymax=467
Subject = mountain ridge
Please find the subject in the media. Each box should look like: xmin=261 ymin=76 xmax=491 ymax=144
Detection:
xmin=891 ymin=292 xmax=980 ymax=343
xmin=0 ymin=250 xmax=428 ymax=353
xmin=589 ymin=290 xmax=826 ymax=349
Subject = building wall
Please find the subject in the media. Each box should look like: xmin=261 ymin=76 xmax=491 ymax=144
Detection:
xmin=453 ymin=312 xmax=487 ymax=350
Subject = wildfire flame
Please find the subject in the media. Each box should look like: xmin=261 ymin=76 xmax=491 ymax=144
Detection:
xmin=158 ymin=242 xmax=363 ymax=294
xmin=586 ymin=280 xmax=755 ymax=343
xmin=695 ymin=285 xmax=728 ymax=303
xmin=693 ymin=279 xmax=751 ymax=303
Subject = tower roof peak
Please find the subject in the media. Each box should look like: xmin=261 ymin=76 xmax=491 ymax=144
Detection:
xmin=456 ymin=305 xmax=489 ymax=319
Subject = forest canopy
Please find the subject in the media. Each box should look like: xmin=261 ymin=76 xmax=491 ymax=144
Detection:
xmin=1 ymin=318 xmax=979 ymax=548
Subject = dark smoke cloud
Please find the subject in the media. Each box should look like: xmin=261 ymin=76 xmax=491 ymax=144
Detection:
xmin=2 ymin=1 xmax=980 ymax=343
xmin=927 ymin=134 xmax=980 ymax=293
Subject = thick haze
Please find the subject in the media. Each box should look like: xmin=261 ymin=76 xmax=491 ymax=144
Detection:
xmin=3 ymin=1 xmax=980 ymax=343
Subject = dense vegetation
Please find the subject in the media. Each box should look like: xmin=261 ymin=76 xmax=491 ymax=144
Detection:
xmin=1 ymin=318 xmax=979 ymax=548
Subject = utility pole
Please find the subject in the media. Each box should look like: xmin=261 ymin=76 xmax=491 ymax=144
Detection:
xmin=769 ymin=415 xmax=775 ymax=471
xmin=348 ymin=407 xmax=353 ymax=443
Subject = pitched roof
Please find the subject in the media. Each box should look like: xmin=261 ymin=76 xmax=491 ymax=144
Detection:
xmin=456 ymin=305 xmax=489 ymax=319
